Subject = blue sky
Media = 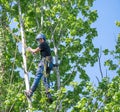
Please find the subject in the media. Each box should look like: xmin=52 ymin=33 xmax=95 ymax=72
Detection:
xmin=93 ymin=0 xmax=120 ymax=49
xmin=85 ymin=0 xmax=120 ymax=84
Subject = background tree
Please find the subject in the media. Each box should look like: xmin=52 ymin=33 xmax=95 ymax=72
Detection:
xmin=101 ymin=22 xmax=120 ymax=111
xmin=4 ymin=0 xmax=120 ymax=112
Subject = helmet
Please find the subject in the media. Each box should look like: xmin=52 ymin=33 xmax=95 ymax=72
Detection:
xmin=36 ymin=33 xmax=46 ymax=41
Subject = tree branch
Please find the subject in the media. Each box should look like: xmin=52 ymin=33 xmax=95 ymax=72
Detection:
xmin=98 ymin=47 xmax=104 ymax=79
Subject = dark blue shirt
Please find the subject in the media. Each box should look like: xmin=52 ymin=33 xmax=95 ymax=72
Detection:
xmin=39 ymin=42 xmax=51 ymax=58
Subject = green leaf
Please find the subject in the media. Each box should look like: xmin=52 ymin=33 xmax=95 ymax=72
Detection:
xmin=103 ymin=49 xmax=109 ymax=55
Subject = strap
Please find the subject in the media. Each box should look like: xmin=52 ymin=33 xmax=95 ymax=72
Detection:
xmin=42 ymin=56 xmax=52 ymax=77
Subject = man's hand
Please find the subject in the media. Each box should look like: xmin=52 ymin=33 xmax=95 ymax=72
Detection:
xmin=26 ymin=47 xmax=32 ymax=53
xmin=26 ymin=47 xmax=40 ymax=54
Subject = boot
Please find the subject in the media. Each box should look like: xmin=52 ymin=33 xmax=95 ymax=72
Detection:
xmin=46 ymin=92 xmax=53 ymax=103
xmin=24 ymin=90 xmax=33 ymax=98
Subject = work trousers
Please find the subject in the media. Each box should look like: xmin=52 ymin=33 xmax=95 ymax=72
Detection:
xmin=31 ymin=58 xmax=53 ymax=94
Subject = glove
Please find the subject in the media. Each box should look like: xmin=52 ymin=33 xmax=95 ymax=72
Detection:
xmin=26 ymin=47 xmax=31 ymax=52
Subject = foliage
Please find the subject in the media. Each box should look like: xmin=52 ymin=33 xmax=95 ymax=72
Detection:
xmin=0 ymin=0 xmax=120 ymax=112
xmin=104 ymin=23 xmax=120 ymax=75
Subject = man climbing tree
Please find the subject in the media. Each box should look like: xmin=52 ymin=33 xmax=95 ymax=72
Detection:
xmin=25 ymin=33 xmax=53 ymax=103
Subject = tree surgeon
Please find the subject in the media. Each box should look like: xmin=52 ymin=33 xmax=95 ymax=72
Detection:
xmin=25 ymin=33 xmax=53 ymax=103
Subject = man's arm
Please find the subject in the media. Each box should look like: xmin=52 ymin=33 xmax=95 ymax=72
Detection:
xmin=27 ymin=47 xmax=40 ymax=54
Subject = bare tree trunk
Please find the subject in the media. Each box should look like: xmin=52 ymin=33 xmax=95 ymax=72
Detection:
xmin=54 ymin=46 xmax=61 ymax=90
xmin=40 ymin=0 xmax=44 ymax=31
xmin=51 ymin=33 xmax=61 ymax=111
xmin=51 ymin=32 xmax=61 ymax=90
xmin=18 ymin=0 xmax=32 ymax=111
xmin=34 ymin=0 xmax=40 ymax=31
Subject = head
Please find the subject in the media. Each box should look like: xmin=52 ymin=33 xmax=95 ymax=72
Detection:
xmin=36 ymin=33 xmax=46 ymax=44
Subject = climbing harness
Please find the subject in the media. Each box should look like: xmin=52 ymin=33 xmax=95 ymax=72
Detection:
xmin=43 ymin=56 xmax=53 ymax=77
xmin=38 ymin=56 xmax=53 ymax=77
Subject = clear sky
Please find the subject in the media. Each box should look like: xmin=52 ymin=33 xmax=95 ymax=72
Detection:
xmin=85 ymin=0 xmax=120 ymax=84
xmin=93 ymin=0 xmax=120 ymax=49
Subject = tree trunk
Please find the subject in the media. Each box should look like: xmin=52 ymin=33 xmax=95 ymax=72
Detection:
xmin=52 ymin=33 xmax=61 ymax=111
xmin=54 ymin=46 xmax=61 ymax=90
xmin=0 ymin=17 xmax=4 ymax=76
xmin=0 ymin=6 xmax=6 ymax=78
xmin=18 ymin=0 xmax=32 ymax=111
xmin=40 ymin=0 xmax=44 ymax=31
